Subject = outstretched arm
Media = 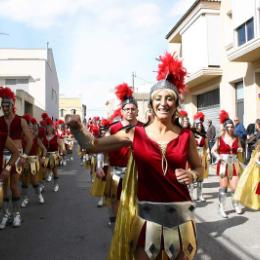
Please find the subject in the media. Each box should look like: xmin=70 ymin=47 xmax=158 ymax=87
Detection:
xmin=66 ymin=115 xmax=133 ymax=153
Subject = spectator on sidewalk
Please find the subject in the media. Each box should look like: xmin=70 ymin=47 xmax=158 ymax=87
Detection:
xmin=234 ymin=116 xmax=247 ymax=161
xmin=206 ymin=119 xmax=216 ymax=164
xmin=246 ymin=119 xmax=260 ymax=164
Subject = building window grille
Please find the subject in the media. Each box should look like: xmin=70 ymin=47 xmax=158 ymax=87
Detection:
xmin=197 ymin=89 xmax=220 ymax=109
xmin=237 ymin=18 xmax=254 ymax=46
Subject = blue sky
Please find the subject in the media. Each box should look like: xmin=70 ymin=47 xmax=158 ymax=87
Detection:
xmin=0 ymin=0 xmax=195 ymax=117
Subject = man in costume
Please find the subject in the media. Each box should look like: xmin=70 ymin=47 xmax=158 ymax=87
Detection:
xmin=0 ymin=86 xmax=33 ymax=228
xmin=20 ymin=114 xmax=46 ymax=207
xmin=192 ymin=112 xmax=209 ymax=202
xmin=102 ymin=83 xmax=142 ymax=226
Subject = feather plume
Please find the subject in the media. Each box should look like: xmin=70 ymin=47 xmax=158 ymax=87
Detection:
xmin=41 ymin=112 xmax=49 ymax=120
xmin=23 ymin=113 xmax=32 ymax=124
xmin=115 ymin=83 xmax=133 ymax=102
xmin=193 ymin=111 xmax=205 ymax=122
xmin=219 ymin=110 xmax=229 ymax=124
xmin=0 ymin=86 xmax=16 ymax=101
xmin=109 ymin=108 xmax=122 ymax=122
xmin=157 ymin=52 xmax=187 ymax=94
xmin=178 ymin=110 xmax=188 ymax=117
xmin=31 ymin=118 xmax=37 ymax=124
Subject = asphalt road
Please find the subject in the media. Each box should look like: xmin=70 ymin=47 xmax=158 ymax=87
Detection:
xmin=0 ymin=152 xmax=111 ymax=260
xmin=0 ymin=150 xmax=259 ymax=260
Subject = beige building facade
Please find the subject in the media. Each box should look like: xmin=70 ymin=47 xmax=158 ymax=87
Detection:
xmin=166 ymin=0 xmax=260 ymax=131
xmin=59 ymin=96 xmax=86 ymax=123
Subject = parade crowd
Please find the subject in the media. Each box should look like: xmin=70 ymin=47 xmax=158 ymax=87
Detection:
xmin=1 ymin=53 xmax=260 ymax=260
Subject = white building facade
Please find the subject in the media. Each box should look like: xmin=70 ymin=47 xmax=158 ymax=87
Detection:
xmin=166 ymin=0 xmax=260 ymax=131
xmin=0 ymin=48 xmax=59 ymax=120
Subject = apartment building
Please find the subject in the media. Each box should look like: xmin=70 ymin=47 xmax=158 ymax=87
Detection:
xmin=166 ymin=0 xmax=260 ymax=130
xmin=59 ymin=96 xmax=86 ymax=123
xmin=0 ymin=48 xmax=59 ymax=120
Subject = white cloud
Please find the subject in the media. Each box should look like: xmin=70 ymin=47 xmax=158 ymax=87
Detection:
xmin=170 ymin=0 xmax=196 ymax=17
xmin=131 ymin=3 xmax=162 ymax=29
xmin=0 ymin=0 xmax=98 ymax=28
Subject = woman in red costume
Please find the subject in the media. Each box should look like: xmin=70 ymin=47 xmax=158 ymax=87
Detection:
xmin=67 ymin=52 xmax=203 ymax=260
xmin=42 ymin=118 xmax=63 ymax=192
xmin=211 ymin=110 xmax=244 ymax=218
xmin=20 ymin=114 xmax=47 ymax=207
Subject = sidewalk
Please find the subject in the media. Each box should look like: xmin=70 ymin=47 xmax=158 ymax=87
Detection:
xmin=194 ymin=165 xmax=260 ymax=260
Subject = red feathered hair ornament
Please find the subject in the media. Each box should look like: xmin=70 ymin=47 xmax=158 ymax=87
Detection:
xmin=46 ymin=117 xmax=53 ymax=126
xmin=31 ymin=117 xmax=37 ymax=125
xmin=219 ymin=110 xmax=230 ymax=124
xmin=56 ymin=119 xmax=64 ymax=125
xmin=23 ymin=113 xmax=32 ymax=124
xmin=193 ymin=111 xmax=205 ymax=122
xmin=178 ymin=110 xmax=188 ymax=118
xmin=0 ymin=86 xmax=16 ymax=102
xmin=41 ymin=112 xmax=49 ymax=120
xmin=157 ymin=52 xmax=187 ymax=94
xmin=101 ymin=118 xmax=111 ymax=128
xmin=115 ymin=83 xmax=133 ymax=102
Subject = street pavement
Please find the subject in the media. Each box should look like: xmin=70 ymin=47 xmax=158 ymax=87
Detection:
xmin=0 ymin=149 xmax=259 ymax=260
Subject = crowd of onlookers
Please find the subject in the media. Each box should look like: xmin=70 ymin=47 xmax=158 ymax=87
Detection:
xmin=206 ymin=117 xmax=260 ymax=165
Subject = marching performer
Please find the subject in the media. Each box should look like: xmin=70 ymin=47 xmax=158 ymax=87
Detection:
xmin=0 ymin=86 xmax=33 ymax=228
xmin=42 ymin=118 xmax=63 ymax=192
xmin=234 ymin=140 xmax=260 ymax=210
xmin=104 ymin=83 xmax=142 ymax=227
xmin=192 ymin=112 xmax=209 ymax=202
xmin=55 ymin=119 xmax=66 ymax=166
xmin=67 ymin=52 xmax=203 ymax=259
xmin=178 ymin=109 xmax=190 ymax=129
xmin=20 ymin=114 xmax=46 ymax=207
xmin=0 ymin=133 xmax=20 ymax=209
xmin=211 ymin=110 xmax=244 ymax=218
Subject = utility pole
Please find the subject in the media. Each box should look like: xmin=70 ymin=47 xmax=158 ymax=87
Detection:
xmin=132 ymin=72 xmax=136 ymax=92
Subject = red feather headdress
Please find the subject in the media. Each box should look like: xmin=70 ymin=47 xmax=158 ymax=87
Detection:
xmin=0 ymin=86 xmax=16 ymax=102
xmin=193 ymin=111 xmax=205 ymax=123
xmin=31 ymin=117 xmax=37 ymax=125
xmin=156 ymin=52 xmax=187 ymax=94
xmin=23 ymin=113 xmax=32 ymax=124
xmin=115 ymin=83 xmax=133 ymax=102
xmin=46 ymin=117 xmax=54 ymax=126
xmin=41 ymin=112 xmax=49 ymax=120
xmin=178 ymin=110 xmax=188 ymax=118
xmin=219 ymin=110 xmax=230 ymax=124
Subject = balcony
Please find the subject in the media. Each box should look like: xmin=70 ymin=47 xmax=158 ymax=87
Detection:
xmin=185 ymin=67 xmax=222 ymax=88
xmin=227 ymin=36 xmax=260 ymax=62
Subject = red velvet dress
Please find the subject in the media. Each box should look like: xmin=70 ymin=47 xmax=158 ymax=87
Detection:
xmin=216 ymin=137 xmax=239 ymax=176
xmin=132 ymin=126 xmax=191 ymax=202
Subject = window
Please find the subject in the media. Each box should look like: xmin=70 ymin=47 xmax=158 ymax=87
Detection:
xmin=236 ymin=18 xmax=254 ymax=46
xmin=71 ymin=109 xmax=76 ymax=115
xmin=5 ymin=79 xmax=16 ymax=85
xmin=235 ymin=81 xmax=244 ymax=123
xmin=197 ymin=89 xmax=220 ymax=109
